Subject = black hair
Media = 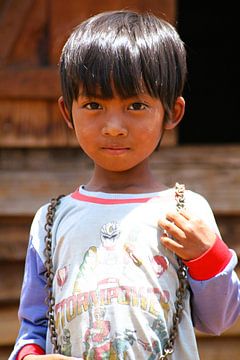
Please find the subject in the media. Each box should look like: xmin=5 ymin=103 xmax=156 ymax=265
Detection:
xmin=59 ymin=10 xmax=187 ymax=121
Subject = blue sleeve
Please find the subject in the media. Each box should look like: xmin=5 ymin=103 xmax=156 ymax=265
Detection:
xmin=189 ymin=251 xmax=240 ymax=335
xmin=8 ymin=237 xmax=48 ymax=360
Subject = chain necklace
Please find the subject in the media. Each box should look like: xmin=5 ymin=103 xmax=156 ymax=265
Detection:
xmin=44 ymin=183 xmax=188 ymax=358
xmin=44 ymin=195 xmax=64 ymax=353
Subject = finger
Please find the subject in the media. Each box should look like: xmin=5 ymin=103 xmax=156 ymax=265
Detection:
xmin=165 ymin=212 xmax=189 ymax=229
xmin=178 ymin=209 xmax=192 ymax=220
xmin=160 ymin=235 xmax=184 ymax=253
xmin=160 ymin=235 xmax=190 ymax=260
xmin=165 ymin=211 xmax=199 ymax=236
xmin=158 ymin=219 xmax=187 ymax=242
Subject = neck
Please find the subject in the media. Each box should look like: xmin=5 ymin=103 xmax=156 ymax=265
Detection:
xmin=85 ymin=161 xmax=166 ymax=194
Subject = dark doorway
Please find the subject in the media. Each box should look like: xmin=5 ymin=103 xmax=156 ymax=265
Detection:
xmin=177 ymin=2 xmax=239 ymax=144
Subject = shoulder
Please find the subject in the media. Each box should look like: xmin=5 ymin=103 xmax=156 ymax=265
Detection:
xmin=184 ymin=188 xmax=220 ymax=233
xmin=32 ymin=193 xmax=74 ymax=224
xmin=185 ymin=189 xmax=212 ymax=209
xmin=29 ymin=194 xmax=74 ymax=260
xmin=30 ymin=193 xmax=75 ymax=237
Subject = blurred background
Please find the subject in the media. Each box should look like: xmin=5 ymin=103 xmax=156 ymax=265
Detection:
xmin=0 ymin=1 xmax=239 ymax=359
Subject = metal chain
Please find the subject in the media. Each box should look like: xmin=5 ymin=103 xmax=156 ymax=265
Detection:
xmin=44 ymin=183 xmax=188 ymax=358
xmin=158 ymin=182 xmax=188 ymax=359
xmin=44 ymin=195 xmax=65 ymax=354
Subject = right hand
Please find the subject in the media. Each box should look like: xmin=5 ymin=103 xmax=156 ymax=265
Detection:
xmin=24 ymin=355 xmax=82 ymax=360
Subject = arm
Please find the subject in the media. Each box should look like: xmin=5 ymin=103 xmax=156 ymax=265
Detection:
xmin=188 ymin=248 xmax=240 ymax=334
xmin=9 ymin=206 xmax=79 ymax=360
xmin=158 ymin=191 xmax=240 ymax=335
xmin=8 ymin=236 xmax=48 ymax=360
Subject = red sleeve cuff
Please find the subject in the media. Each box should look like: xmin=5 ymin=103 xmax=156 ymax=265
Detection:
xmin=183 ymin=235 xmax=232 ymax=280
xmin=16 ymin=344 xmax=45 ymax=360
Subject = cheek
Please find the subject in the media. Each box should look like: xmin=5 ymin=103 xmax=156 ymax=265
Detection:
xmin=140 ymin=110 xmax=164 ymax=136
xmin=74 ymin=122 xmax=98 ymax=146
xmin=139 ymin=120 xmax=163 ymax=145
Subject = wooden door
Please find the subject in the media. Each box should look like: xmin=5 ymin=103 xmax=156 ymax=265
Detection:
xmin=0 ymin=0 xmax=176 ymax=148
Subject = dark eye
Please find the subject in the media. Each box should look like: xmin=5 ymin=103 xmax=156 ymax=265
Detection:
xmin=85 ymin=102 xmax=102 ymax=110
xmin=128 ymin=102 xmax=146 ymax=110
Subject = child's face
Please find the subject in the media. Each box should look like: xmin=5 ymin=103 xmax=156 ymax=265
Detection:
xmin=59 ymin=92 xmax=184 ymax=173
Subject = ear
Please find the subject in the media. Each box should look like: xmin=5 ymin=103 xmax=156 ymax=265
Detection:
xmin=58 ymin=96 xmax=74 ymax=129
xmin=164 ymin=96 xmax=185 ymax=130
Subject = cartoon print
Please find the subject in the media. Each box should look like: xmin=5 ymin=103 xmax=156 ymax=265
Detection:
xmin=73 ymin=220 xmax=150 ymax=295
xmin=124 ymin=243 xmax=142 ymax=267
xmin=111 ymin=329 xmax=137 ymax=360
xmin=74 ymin=222 xmax=121 ymax=295
xmin=55 ymin=220 xmax=172 ymax=359
xmin=74 ymin=246 xmax=98 ymax=293
xmin=148 ymin=317 xmax=168 ymax=360
xmin=152 ymin=255 xmax=169 ymax=277
xmin=138 ymin=338 xmax=160 ymax=360
xmin=138 ymin=317 xmax=168 ymax=360
xmin=60 ymin=328 xmax=72 ymax=356
xmin=57 ymin=266 xmax=68 ymax=289
xmin=159 ymin=290 xmax=170 ymax=318
xmin=99 ymin=222 xmax=126 ymax=269
xmin=100 ymin=222 xmax=147 ymax=284
xmin=84 ymin=307 xmax=111 ymax=359
xmin=100 ymin=222 xmax=120 ymax=250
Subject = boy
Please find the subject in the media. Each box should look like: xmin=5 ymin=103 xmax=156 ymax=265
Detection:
xmin=9 ymin=10 xmax=239 ymax=360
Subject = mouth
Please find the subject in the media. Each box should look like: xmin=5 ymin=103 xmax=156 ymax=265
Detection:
xmin=101 ymin=146 xmax=130 ymax=155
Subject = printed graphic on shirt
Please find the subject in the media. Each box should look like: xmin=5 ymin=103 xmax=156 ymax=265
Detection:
xmin=84 ymin=306 xmax=111 ymax=359
xmin=112 ymin=328 xmax=137 ymax=359
xmin=152 ymin=256 xmax=169 ymax=277
xmin=54 ymin=221 xmax=171 ymax=358
xmin=57 ymin=265 xmax=68 ymax=289
xmin=60 ymin=328 xmax=72 ymax=356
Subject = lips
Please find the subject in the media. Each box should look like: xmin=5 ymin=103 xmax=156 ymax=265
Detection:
xmin=101 ymin=146 xmax=130 ymax=155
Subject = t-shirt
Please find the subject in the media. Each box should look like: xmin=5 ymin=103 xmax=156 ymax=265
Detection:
xmin=9 ymin=185 xmax=239 ymax=360
xmin=41 ymin=186 xmax=200 ymax=359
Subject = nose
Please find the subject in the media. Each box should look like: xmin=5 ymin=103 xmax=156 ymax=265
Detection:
xmin=101 ymin=117 xmax=128 ymax=137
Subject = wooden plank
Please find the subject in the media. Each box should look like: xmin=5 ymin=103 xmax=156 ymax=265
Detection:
xmin=0 ymin=100 xmax=77 ymax=147
xmin=217 ymin=215 xmax=240 ymax=255
xmin=0 ymin=0 xmax=34 ymax=63
xmin=197 ymin=337 xmax=240 ymax=360
xmin=151 ymin=145 xmax=240 ymax=215
xmin=0 ymin=347 xmax=13 ymax=360
xmin=0 ymin=216 xmax=32 ymax=261
xmin=0 ymin=261 xmax=24 ymax=302
xmin=9 ymin=0 xmax=48 ymax=66
xmin=0 ymin=67 xmax=59 ymax=99
xmin=0 ymin=146 xmax=239 ymax=216
xmin=0 ymin=305 xmax=19 ymax=346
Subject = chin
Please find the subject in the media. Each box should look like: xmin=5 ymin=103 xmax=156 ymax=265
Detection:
xmin=97 ymin=161 xmax=138 ymax=173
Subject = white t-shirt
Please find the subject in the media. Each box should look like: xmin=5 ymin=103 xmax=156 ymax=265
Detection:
xmin=32 ymin=185 xmax=219 ymax=359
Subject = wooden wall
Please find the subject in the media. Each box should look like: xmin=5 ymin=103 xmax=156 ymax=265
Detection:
xmin=0 ymin=1 xmax=239 ymax=359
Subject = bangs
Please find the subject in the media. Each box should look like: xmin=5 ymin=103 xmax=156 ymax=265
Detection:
xmin=66 ymin=30 xmax=162 ymax=100
xmin=78 ymin=49 xmax=146 ymax=99
xmin=60 ymin=10 xmax=186 ymax=115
